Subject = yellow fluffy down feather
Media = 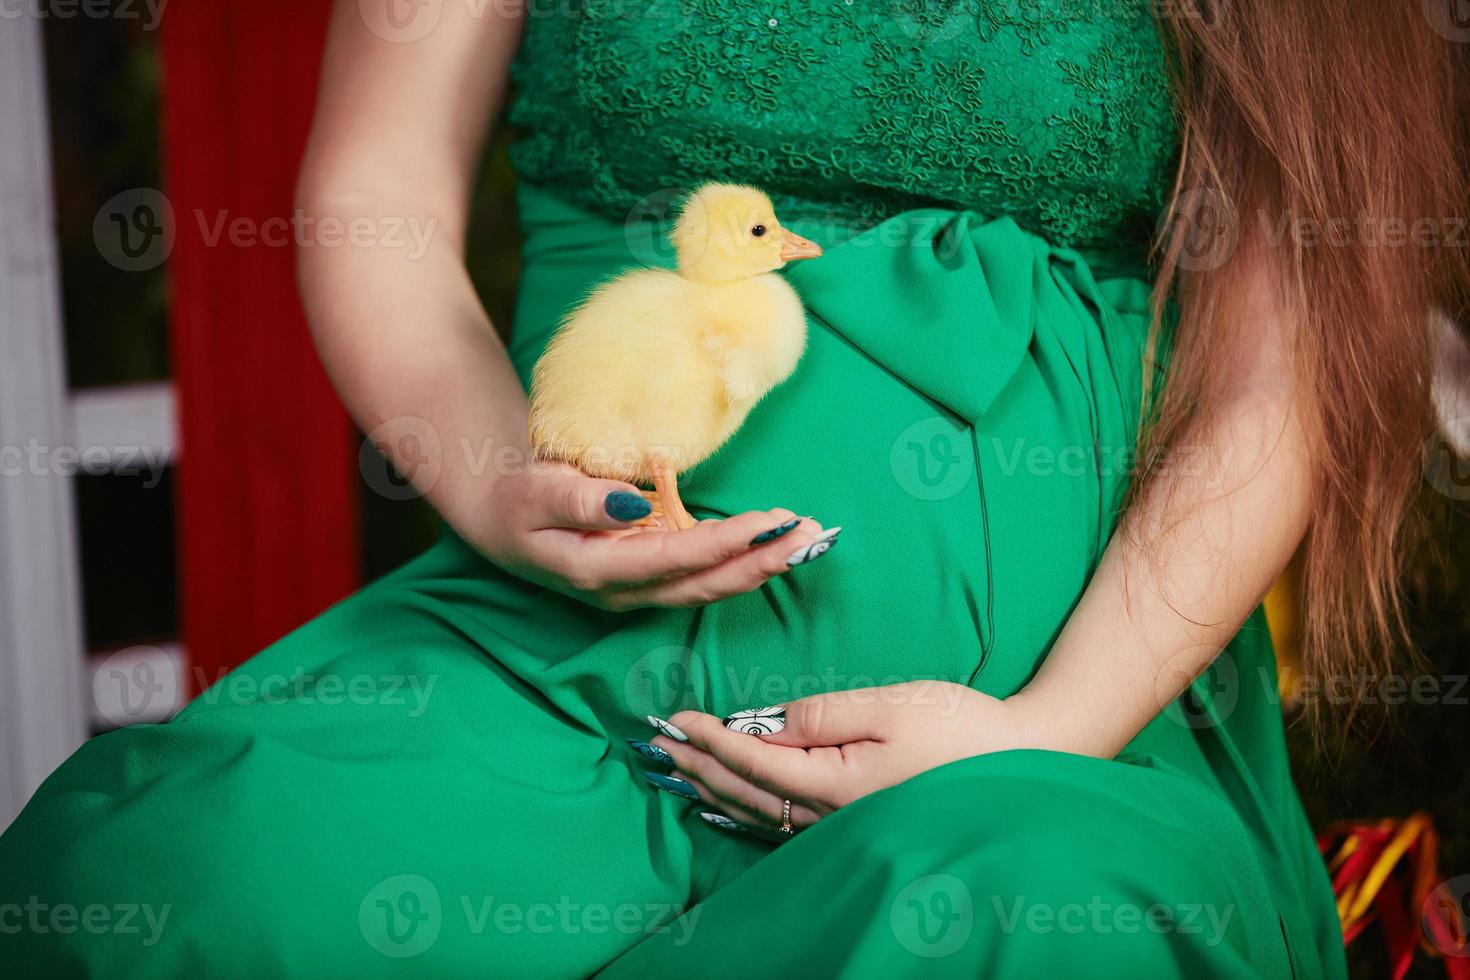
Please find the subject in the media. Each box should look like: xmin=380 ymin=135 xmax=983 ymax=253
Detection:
xmin=528 ymin=183 xmax=821 ymax=486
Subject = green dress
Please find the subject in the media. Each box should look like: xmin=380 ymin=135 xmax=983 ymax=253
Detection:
xmin=0 ymin=3 xmax=1346 ymax=977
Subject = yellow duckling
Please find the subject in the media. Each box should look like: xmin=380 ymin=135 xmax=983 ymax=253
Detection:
xmin=528 ymin=183 xmax=822 ymax=530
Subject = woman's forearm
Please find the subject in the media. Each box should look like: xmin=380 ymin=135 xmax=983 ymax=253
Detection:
xmin=295 ymin=1 xmax=527 ymax=540
xmin=1008 ymin=274 xmax=1315 ymax=757
xmin=297 ymin=217 xmax=529 ymax=537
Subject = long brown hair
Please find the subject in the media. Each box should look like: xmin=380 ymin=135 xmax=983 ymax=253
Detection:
xmin=1144 ymin=1 xmax=1470 ymax=726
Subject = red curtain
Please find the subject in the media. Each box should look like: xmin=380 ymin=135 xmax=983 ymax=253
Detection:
xmin=161 ymin=1 xmax=359 ymax=690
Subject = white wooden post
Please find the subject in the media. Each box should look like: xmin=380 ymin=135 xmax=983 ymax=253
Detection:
xmin=0 ymin=17 xmax=88 ymax=831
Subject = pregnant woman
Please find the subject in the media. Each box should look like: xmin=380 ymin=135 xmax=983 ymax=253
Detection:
xmin=3 ymin=2 xmax=1462 ymax=977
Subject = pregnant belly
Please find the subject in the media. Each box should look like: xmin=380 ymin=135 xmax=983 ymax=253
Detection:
xmin=501 ymin=182 xmax=1155 ymax=716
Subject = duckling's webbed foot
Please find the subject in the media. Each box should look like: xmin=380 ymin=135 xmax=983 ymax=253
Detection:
xmin=652 ymin=464 xmax=697 ymax=532
xmin=633 ymin=489 xmax=665 ymax=529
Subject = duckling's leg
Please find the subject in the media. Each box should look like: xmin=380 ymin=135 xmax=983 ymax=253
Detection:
xmin=652 ymin=463 xmax=697 ymax=532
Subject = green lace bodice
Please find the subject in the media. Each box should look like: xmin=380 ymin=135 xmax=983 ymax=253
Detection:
xmin=508 ymin=0 xmax=1179 ymax=248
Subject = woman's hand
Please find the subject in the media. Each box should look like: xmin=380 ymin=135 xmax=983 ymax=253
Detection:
xmin=643 ymin=681 xmax=1028 ymax=837
xmin=473 ymin=461 xmax=834 ymax=611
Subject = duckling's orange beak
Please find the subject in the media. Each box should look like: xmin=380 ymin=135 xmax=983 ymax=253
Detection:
xmin=780 ymin=230 xmax=823 ymax=262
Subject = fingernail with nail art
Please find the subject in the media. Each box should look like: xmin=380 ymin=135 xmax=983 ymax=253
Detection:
xmin=700 ymin=812 xmax=748 ymax=833
xmin=724 ymin=706 xmax=787 ymax=735
xmin=647 ymin=715 xmax=689 ymax=742
xmin=749 ymin=518 xmax=801 ymax=547
xmin=643 ymin=772 xmax=699 ymax=800
xmin=786 ymin=527 xmax=842 ymax=567
xmin=626 ymin=739 xmax=673 ymax=765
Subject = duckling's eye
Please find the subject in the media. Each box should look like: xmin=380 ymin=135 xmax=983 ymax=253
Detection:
xmin=751 ymin=224 xmax=767 ymax=238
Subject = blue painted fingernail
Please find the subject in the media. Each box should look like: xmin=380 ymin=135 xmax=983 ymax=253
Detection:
xmin=749 ymin=518 xmax=801 ymax=547
xmin=643 ymin=772 xmax=699 ymax=800
xmin=647 ymin=715 xmax=689 ymax=742
xmin=786 ymin=527 xmax=841 ymax=567
xmin=626 ymin=739 xmax=674 ymax=765
xmin=700 ymin=812 xmax=748 ymax=833
xmin=605 ymin=491 xmax=652 ymax=522
xmin=724 ymin=706 xmax=787 ymax=734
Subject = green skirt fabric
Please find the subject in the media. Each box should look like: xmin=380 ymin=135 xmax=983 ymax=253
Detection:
xmin=0 ymin=185 xmax=1345 ymax=978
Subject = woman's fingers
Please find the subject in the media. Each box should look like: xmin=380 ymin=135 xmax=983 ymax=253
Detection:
xmin=665 ymin=711 xmax=835 ymax=805
xmin=589 ymin=510 xmax=815 ymax=586
xmin=663 ymin=770 xmax=774 ymax=833
xmin=654 ymin=737 xmax=821 ymax=830
xmin=736 ymin=688 xmax=894 ymax=749
xmin=669 ymin=774 xmax=793 ymax=841
xmin=527 ymin=469 xmax=658 ymax=532
xmin=612 ymin=519 xmax=825 ymax=607
xmin=534 ymin=510 xmax=818 ymax=595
